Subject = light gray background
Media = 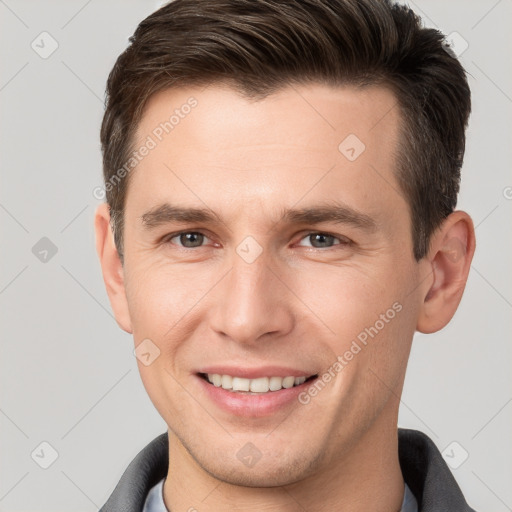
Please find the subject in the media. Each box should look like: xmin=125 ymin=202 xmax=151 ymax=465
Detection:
xmin=0 ymin=1 xmax=511 ymax=511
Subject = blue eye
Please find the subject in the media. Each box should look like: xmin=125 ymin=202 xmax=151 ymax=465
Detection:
xmin=168 ymin=232 xmax=209 ymax=248
xmin=297 ymin=232 xmax=349 ymax=249
xmin=164 ymin=231 xmax=350 ymax=250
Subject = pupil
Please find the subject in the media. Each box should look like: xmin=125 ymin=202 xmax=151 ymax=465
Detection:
xmin=312 ymin=233 xmax=332 ymax=247
xmin=181 ymin=232 xmax=203 ymax=247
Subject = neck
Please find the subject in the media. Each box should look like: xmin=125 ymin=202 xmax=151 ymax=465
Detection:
xmin=163 ymin=413 xmax=405 ymax=512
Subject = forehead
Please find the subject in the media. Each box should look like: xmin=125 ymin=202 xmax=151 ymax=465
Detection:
xmin=135 ymin=82 xmax=400 ymax=153
xmin=126 ymin=82 xmax=405 ymax=225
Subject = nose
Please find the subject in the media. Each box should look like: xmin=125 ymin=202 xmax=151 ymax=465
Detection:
xmin=208 ymin=248 xmax=295 ymax=346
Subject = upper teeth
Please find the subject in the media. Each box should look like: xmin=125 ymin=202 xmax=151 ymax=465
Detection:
xmin=207 ymin=374 xmax=308 ymax=393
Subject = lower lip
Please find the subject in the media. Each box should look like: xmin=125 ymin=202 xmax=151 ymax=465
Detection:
xmin=196 ymin=375 xmax=316 ymax=417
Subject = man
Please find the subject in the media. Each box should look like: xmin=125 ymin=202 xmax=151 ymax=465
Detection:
xmin=95 ymin=0 xmax=477 ymax=510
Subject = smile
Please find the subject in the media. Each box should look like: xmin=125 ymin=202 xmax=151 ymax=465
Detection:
xmin=200 ymin=373 xmax=316 ymax=393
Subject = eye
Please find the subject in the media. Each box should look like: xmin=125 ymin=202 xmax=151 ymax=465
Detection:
xmin=297 ymin=232 xmax=351 ymax=249
xmin=166 ymin=231 xmax=211 ymax=248
xmin=163 ymin=231 xmax=350 ymax=250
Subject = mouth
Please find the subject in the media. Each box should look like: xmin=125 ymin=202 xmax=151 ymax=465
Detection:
xmin=198 ymin=372 xmax=318 ymax=394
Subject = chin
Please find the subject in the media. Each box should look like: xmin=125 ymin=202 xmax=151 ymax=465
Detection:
xmin=190 ymin=442 xmax=322 ymax=488
xmin=205 ymin=462 xmax=309 ymax=488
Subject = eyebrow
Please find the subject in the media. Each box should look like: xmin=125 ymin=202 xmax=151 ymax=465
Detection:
xmin=140 ymin=201 xmax=378 ymax=232
xmin=141 ymin=203 xmax=220 ymax=227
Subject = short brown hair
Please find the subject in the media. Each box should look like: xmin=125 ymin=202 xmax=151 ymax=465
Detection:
xmin=100 ymin=0 xmax=471 ymax=262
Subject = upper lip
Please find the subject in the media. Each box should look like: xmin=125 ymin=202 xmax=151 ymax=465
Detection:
xmin=196 ymin=366 xmax=318 ymax=379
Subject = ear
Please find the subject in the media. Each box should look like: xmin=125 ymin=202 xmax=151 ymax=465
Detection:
xmin=94 ymin=203 xmax=132 ymax=333
xmin=416 ymin=211 xmax=476 ymax=334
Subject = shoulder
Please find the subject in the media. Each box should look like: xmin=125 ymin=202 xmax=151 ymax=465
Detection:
xmin=398 ymin=428 xmax=477 ymax=512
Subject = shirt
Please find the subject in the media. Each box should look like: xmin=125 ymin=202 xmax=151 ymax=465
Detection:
xmin=142 ymin=477 xmax=419 ymax=512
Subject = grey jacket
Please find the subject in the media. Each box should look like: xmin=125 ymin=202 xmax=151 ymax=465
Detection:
xmin=100 ymin=428 xmax=477 ymax=511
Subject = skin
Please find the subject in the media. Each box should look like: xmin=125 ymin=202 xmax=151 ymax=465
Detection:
xmin=95 ymin=83 xmax=475 ymax=511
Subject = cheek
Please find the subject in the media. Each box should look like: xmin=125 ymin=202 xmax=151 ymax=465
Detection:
xmin=296 ymin=259 xmax=418 ymax=393
xmin=292 ymin=265 xmax=402 ymax=340
xmin=123 ymin=260 xmax=226 ymax=380
xmin=124 ymin=259 xmax=205 ymax=336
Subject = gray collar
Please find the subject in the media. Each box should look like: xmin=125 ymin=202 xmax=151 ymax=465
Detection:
xmin=100 ymin=428 xmax=477 ymax=512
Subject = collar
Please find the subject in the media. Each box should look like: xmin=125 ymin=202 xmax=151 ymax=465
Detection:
xmin=100 ymin=428 xmax=477 ymax=511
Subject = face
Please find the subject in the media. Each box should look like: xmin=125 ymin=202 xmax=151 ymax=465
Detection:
xmin=116 ymin=83 xmax=426 ymax=486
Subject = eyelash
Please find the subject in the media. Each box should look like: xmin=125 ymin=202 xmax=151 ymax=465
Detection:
xmin=162 ymin=230 xmax=351 ymax=250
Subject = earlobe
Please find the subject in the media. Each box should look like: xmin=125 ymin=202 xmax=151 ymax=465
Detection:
xmin=416 ymin=211 xmax=476 ymax=334
xmin=94 ymin=203 xmax=133 ymax=333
